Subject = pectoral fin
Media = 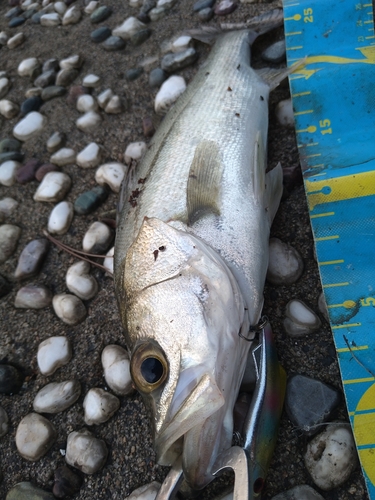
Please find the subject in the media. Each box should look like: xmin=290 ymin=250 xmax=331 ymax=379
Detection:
xmin=265 ymin=162 xmax=283 ymax=224
xmin=187 ymin=140 xmax=222 ymax=225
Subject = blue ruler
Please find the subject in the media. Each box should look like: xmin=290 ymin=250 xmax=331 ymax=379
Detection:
xmin=283 ymin=0 xmax=375 ymax=496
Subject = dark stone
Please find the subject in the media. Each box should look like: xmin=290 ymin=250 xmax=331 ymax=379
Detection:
xmin=56 ymin=69 xmax=79 ymax=87
xmin=193 ymin=0 xmax=215 ymax=11
xmin=34 ymin=70 xmax=56 ymax=88
xmin=42 ymin=58 xmax=60 ymax=73
xmin=262 ymin=40 xmax=286 ymax=64
xmin=102 ymin=36 xmax=126 ymax=51
xmin=129 ymin=28 xmax=152 ymax=46
xmin=6 ymin=482 xmax=55 ymax=500
xmin=0 ymin=274 xmax=12 ymax=299
xmin=214 ymin=0 xmax=237 ymax=15
xmin=23 ymin=8 xmax=38 ymax=20
xmin=142 ymin=116 xmax=155 ymax=138
xmin=125 ymin=67 xmax=143 ymax=81
xmin=5 ymin=6 xmax=22 ymax=19
xmin=8 ymin=0 xmax=21 ymax=5
xmin=74 ymin=186 xmax=109 ymax=215
xmin=41 ymin=86 xmax=67 ymax=101
xmin=161 ymin=48 xmax=198 ymax=73
xmin=66 ymin=85 xmax=90 ymax=105
xmin=149 ymin=67 xmax=167 ymax=87
xmin=53 ymin=466 xmax=83 ymax=498
xmin=20 ymin=96 xmax=43 ymax=116
xmin=0 ymin=138 xmax=22 ymax=153
xmin=90 ymin=5 xmax=112 ymax=23
xmin=8 ymin=16 xmax=26 ymax=28
xmin=15 ymin=158 xmax=42 ymax=184
xmin=141 ymin=0 xmax=156 ymax=14
xmin=0 ymin=151 xmax=24 ymax=163
xmin=198 ymin=7 xmax=214 ymax=21
xmin=285 ymin=374 xmax=341 ymax=435
xmin=30 ymin=66 xmax=41 ymax=80
xmin=0 ymin=364 xmax=24 ymax=394
xmin=35 ymin=163 xmax=60 ymax=182
xmin=136 ymin=11 xmax=151 ymax=23
xmin=90 ymin=26 xmax=112 ymax=43
xmin=65 ymin=0 xmax=76 ymax=5
xmin=14 ymin=238 xmax=49 ymax=280
xmin=31 ymin=12 xmax=43 ymax=24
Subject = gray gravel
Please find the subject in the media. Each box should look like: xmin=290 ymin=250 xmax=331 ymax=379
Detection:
xmin=0 ymin=0 xmax=369 ymax=499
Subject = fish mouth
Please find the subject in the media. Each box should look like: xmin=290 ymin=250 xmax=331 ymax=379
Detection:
xmin=155 ymin=372 xmax=225 ymax=470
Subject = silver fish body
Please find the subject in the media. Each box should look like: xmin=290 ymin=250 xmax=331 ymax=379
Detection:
xmin=114 ymin=30 xmax=283 ymax=490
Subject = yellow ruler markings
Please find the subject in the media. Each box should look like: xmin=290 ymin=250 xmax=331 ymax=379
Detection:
xmin=344 ymin=377 xmax=375 ymax=385
xmin=310 ymin=212 xmax=334 ymax=218
xmin=337 ymin=345 xmax=368 ymax=352
xmin=323 ymin=282 xmax=349 ymax=288
xmin=319 ymin=259 xmax=344 ymax=265
xmin=294 ymin=109 xmax=314 ymax=115
xmin=332 ymin=323 xmax=362 ymax=329
xmin=328 ymin=299 xmax=356 ymax=309
xmin=292 ymin=91 xmax=311 ymax=97
xmin=285 ymin=31 xmax=302 ymax=36
xmin=316 ymin=235 xmax=339 ymax=241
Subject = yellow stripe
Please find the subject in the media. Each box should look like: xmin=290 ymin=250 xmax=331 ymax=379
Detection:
xmin=305 ymin=170 xmax=375 ymax=210
xmin=363 ymin=3 xmax=372 ymax=6
xmin=366 ymin=36 xmax=375 ymax=39
xmin=349 ymin=411 xmax=355 ymax=416
xmin=328 ymin=300 xmax=356 ymax=309
xmin=285 ymin=31 xmax=302 ymax=36
xmin=319 ymin=259 xmax=344 ymax=265
xmin=305 ymin=153 xmax=321 ymax=158
xmin=323 ymin=282 xmax=349 ymax=288
xmin=292 ymin=91 xmax=311 ymax=97
xmin=294 ymin=109 xmax=314 ymax=115
xmin=316 ymin=235 xmax=339 ymax=241
xmin=287 ymin=46 xmax=304 ymax=50
xmin=310 ymin=163 xmax=324 ymax=168
xmin=332 ymin=323 xmax=361 ymax=329
xmin=284 ymin=13 xmax=302 ymax=20
xmin=344 ymin=377 xmax=375 ymax=384
xmin=364 ymin=20 xmax=373 ymax=24
xmin=299 ymin=142 xmax=319 ymax=148
xmin=296 ymin=125 xmax=316 ymax=133
xmin=337 ymin=345 xmax=368 ymax=352
xmin=310 ymin=212 xmax=334 ymax=218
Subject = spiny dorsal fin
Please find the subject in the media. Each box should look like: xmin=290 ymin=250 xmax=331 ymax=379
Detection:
xmin=187 ymin=140 xmax=222 ymax=225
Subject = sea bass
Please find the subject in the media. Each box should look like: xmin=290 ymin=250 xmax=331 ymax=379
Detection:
xmin=114 ymin=24 xmax=284 ymax=491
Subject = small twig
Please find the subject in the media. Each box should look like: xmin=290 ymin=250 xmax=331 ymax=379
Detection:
xmin=43 ymin=230 xmax=113 ymax=276
xmin=343 ymin=335 xmax=375 ymax=378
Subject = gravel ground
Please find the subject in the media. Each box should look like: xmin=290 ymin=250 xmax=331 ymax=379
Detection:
xmin=0 ymin=0 xmax=370 ymax=499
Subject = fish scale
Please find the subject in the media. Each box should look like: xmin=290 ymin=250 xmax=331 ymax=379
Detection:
xmin=283 ymin=0 xmax=375 ymax=496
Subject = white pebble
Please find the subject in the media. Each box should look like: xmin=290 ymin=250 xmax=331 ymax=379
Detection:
xmin=127 ymin=482 xmax=162 ymax=500
xmin=47 ymin=131 xmax=65 ymax=153
xmin=66 ymin=429 xmax=108 ymax=474
xmin=60 ymin=54 xmax=83 ymax=70
xmin=66 ymin=260 xmax=98 ymax=300
xmin=33 ymin=380 xmax=81 ymax=414
xmin=113 ymin=16 xmax=146 ymax=40
xmin=54 ymin=1 xmax=67 ymax=15
xmin=0 ymin=77 xmax=11 ymax=99
xmin=0 ymin=161 xmax=20 ymax=187
xmin=149 ymin=7 xmax=166 ymax=22
xmin=82 ymin=74 xmax=101 ymax=88
xmin=0 ymin=99 xmax=19 ymax=119
xmin=13 ymin=111 xmax=46 ymax=142
xmin=0 ymin=32 xmax=9 ymax=46
xmin=7 ymin=33 xmax=25 ymax=50
xmin=62 ymin=4 xmax=82 ymax=25
xmin=83 ymin=221 xmax=113 ymax=254
xmin=34 ymin=172 xmax=71 ymax=202
xmin=157 ymin=0 xmax=176 ymax=7
xmin=0 ymin=197 xmax=18 ymax=217
xmin=77 ymin=94 xmax=98 ymax=113
xmin=124 ymin=141 xmax=146 ymax=165
xmin=37 ymin=336 xmax=72 ymax=375
xmin=52 ymin=293 xmax=87 ymax=325
xmin=84 ymin=1 xmax=99 ymax=14
xmin=267 ymin=237 xmax=304 ymax=285
xmin=154 ymin=75 xmax=186 ymax=115
xmin=304 ymin=424 xmax=358 ymax=490
xmin=129 ymin=0 xmax=143 ymax=6
xmin=318 ymin=292 xmax=330 ymax=322
xmin=50 ymin=147 xmax=76 ymax=166
xmin=139 ymin=55 xmax=159 ymax=72
xmin=284 ymin=299 xmax=321 ymax=337
xmin=48 ymin=201 xmax=74 ymax=235
xmin=102 ymin=345 xmax=133 ymax=395
xmin=103 ymin=246 xmax=114 ymax=274
xmin=95 ymin=162 xmax=126 ymax=193
xmin=17 ymin=57 xmax=40 ymax=77
xmin=172 ymin=35 xmax=193 ymax=53
xmin=83 ymin=388 xmax=120 ymax=425
xmin=25 ymin=87 xmax=42 ymax=98
xmin=275 ymin=98 xmax=295 ymax=127
xmin=76 ymin=111 xmax=101 ymax=132
xmin=271 ymin=485 xmax=324 ymax=500
xmin=105 ymin=95 xmax=122 ymax=114
xmin=0 ymin=406 xmax=9 ymax=437
xmin=76 ymin=142 xmax=101 ymax=168
xmin=15 ymin=285 xmax=52 ymax=309
xmin=15 ymin=413 xmax=56 ymax=461
xmin=97 ymin=89 xmax=114 ymax=109
xmin=0 ymin=224 xmax=21 ymax=264
xmin=40 ymin=13 xmax=61 ymax=26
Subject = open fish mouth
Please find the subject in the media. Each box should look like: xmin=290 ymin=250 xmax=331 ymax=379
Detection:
xmin=155 ymin=373 xmax=225 ymax=472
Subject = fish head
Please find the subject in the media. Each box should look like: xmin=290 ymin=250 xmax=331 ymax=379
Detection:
xmin=121 ymin=217 xmax=250 ymax=489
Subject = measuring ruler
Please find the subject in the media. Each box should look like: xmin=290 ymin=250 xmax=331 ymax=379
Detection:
xmin=283 ymin=0 xmax=375 ymax=496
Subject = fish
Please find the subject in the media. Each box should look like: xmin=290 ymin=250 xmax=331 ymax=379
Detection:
xmin=114 ymin=13 xmax=286 ymax=492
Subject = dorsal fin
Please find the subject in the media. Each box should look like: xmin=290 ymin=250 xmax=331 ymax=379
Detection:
xmin=187 ymin=140 xmax=222 ymax=225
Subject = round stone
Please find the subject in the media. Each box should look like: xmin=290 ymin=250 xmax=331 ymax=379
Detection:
xmin=112 ymin=16 xmax=146 ymax=39
xmin=0 ymin=99 xmax=19 ymax=119
xmin=90 ymin=5 xmax=112 ymax=23
xmin=15 ymin=285 xmax=53 ymax=309
xmin=198 ymin=7 xmax=214 ymax=21
xmin=18 ymin=59 xmax=40 ymax=78
xmin=48 ymin=201 xmax=74 ymax=235
xmin=66 ymin=260 xmax=98 ymax=300
xmin=74 ymin=186 xmax=108 ymax=215
xmin=53 ymin=466 xmax=83 ymax=498
xmin=214 ymin=0 xmax=238 ymax=15
xmin=50 ymin=148 xmax=76 ymax=166
xmin=52 ymin=294 xmax=87 ymax=325
xmin=7 ymin=32 xmax=25 ymax=49
xmin=193 ymin=0 xmax=215 ymax=11
xmin=82 ymin=74 xmax=101 ymax=88
xmin=41 ymin=85 xmax=67 ymax=101
xmin=15 ymin=158 xmax=41 ymax=184
xmin=33 ymin=172 xmax=71 ymax=202
xmin=124 ymin=141 xmax=146 ymax=164
xmin=37 ymin=336 xmax=72 ymax=375
xmin=76 ymin=111 xmax=101 ymax=132
xmin=149 ymin=67 xmax=167 ymax=88
xmin=8 ymin=16 xmax=26 ymax=28
xmin=0 ymin=160 xmax=21 ymax=186
xmin=34 ymin=70 xmax=56 ymax=88
xmin=102 ymin=345 xmax=133 ymax=395
xmin=262 ymin=40 xmax=286 ymax=64
xmin=0 ymin=364 xmax=24 ymax=394
xmin=76 ymin=95 xmax=98 ymax=113
xmin=14 ymin=238 xmax=49 ymax=279
xmin=90 ymin=26 xmax=111 ymax=43
xmin=60 ymin=54 xmax=83 ymax=70
xmin=16 ymin=413 xmax=56 ymax=461
xmin=0 ymin=138 xmax=21 ymax=153
xmin=125 ymin=67 xmax=144 ymax=81
xmin=62 ymin=5 xmax=82 ymax=25
xmin=6 ymin=482 xmax=55 ymax=500
xmin=130 ymin=28 xmax=151 ymax=46
xmin=105 ymin=95 xmax=122 ymax=114
xmin=102 ymin=35 xmax=126 ymax=51
xmin=65 ymin=429 xmax=108 ymax=474
xmin=0 ymin=224 xmax=21 ymax=264
xmin=275 ymin=98 xmax=295 ymax=127
xmin=83 ymin=387 xmax=120 ymax=425
xmin=161 ymin=48 xmax=197 ymax=73
xmin=13 ymin=111 xmax=46 ymax=142
xmin=35 ymin=163 xmax=60 ymax=182
xmin=46 ymin=131 xmax=66 ymax=153
xmin=56 ymin=68 xmax=79 ymax=87
xmin=267 ymin=237 xmax=304 ymax=285
xmin=82 ymin=221 xmax=113 ymax=254
xmin=154 ymin=75 xmax=186 ymax=115
xmin=33 ymin=380 xmax=81 ymax=413
xmin=284 ymin=299 xmax=322 ymax=337
xmin=95 ymin=162 xmax=127 ymax=193
xmin=20 ymin=96 xmax=43 ymax=116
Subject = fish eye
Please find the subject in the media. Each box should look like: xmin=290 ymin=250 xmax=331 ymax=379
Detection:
xmin=131 ymin=343 xmax=168 ymax=393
